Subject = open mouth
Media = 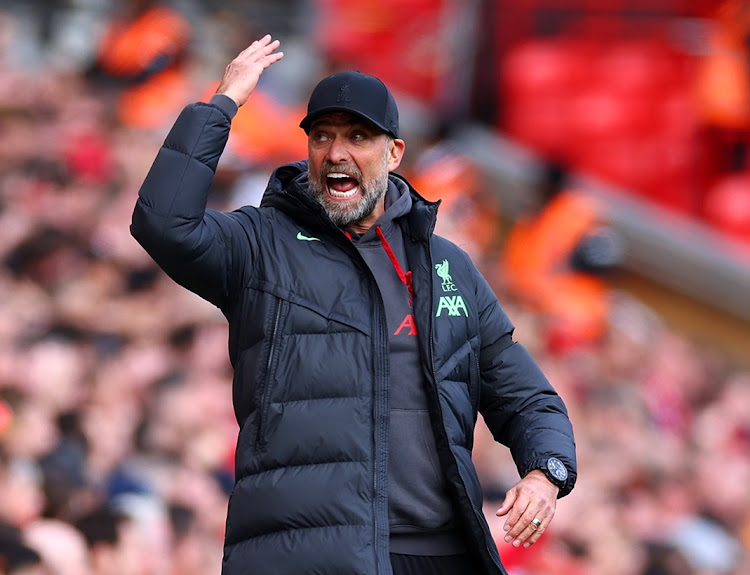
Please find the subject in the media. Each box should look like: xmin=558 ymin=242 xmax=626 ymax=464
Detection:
xmin=326 ymin=172 xmax=360 ymax=199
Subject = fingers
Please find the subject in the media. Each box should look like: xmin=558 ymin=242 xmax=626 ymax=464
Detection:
xmin=495 ymin=475 xmax=557 ymax=548
xmin=238 ymin=34 xmax=273 ymax=55
xmin=523 ymin=516 xmax=548 ymax=547
xmin=494 ymin=487 xmax=516 ymax=518
xmin=501 ymin=499 xmax=552 ymax=548
xmin=498 ymin=487 xmax=531 ymax=546
xmin=235 ymin=35 xmax=283 ymax=70
xmin=216 ymin=34 xmax=283 ymax=107
xmin=506 ymin=511 xmax=550 ymax=548
xmin=238 ymin=35 xmax=283 ymax=63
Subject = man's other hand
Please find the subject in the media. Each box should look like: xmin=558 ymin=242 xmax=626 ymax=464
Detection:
xmin=216 ymin=34 xmax=283 ymax=107
xmin=495 ymin=470 xmax=558 ymax=548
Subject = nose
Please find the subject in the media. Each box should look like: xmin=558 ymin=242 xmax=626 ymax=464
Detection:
xmin=326 ymin=136 xmax=351 ymax=164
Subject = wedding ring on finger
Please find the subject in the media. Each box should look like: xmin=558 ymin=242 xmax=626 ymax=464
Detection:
xmin=530 ymin=517 xmax=542 ymax=530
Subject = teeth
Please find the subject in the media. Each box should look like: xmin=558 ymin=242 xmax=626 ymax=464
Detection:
xmin=327 ymin=173 xmax=351 ymax=179
xmin=329 ymin=186 xmax=359 ymax=198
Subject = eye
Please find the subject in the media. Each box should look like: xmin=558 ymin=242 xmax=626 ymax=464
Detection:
xmin=310 ymin=130 xmax=329 ymax=143
xmin=350 ymin=131 xmax=367 ymax=141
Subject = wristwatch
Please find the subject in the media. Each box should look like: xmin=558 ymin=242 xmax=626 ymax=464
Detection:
xmin=533 ymin=457 xmax=569 ymax=490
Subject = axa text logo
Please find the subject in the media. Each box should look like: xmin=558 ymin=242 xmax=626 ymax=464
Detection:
xmin=436 ymin=295 xmax=468 ymax=317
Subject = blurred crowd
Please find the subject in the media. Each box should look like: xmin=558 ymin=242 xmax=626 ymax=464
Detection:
xmin=1 ymin=1 xmax=749 ymax=575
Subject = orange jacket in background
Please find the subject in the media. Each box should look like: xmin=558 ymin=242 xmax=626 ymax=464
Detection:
xmin=408 ymin=146 xmax=501 ymax=258
xmin=97 ymin=6 xmax=190 ymax=78
xmin=201 ymin=83 xmax=308 ymax=165
xmin=695 ymin=0 xmax=750 ymax=131
xmin=502 ymin=191 xmax=609 ymax=348
xmin=97 ymin=6 xmax=192 ymax=129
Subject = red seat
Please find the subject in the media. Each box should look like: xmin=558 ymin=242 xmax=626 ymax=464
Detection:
xmin=704 ymin=172 xmax=750 ymax=247
xmin=501 ymin=38 xmax=592 ymax=158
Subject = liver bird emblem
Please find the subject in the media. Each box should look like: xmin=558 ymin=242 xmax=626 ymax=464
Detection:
xmin=435 ymin=260 xmax=452 ymax=283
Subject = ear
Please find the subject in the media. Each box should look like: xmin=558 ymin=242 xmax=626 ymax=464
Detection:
xmin=387 ymin=138 xmax=406 ymax=172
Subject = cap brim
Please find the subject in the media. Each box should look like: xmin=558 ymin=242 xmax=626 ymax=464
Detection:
xmin=299 ymin=106 xmax=392 ymax=136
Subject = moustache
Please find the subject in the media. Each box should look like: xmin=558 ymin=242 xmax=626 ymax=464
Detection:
xmin=321 ymin=163 xmax=362 ymax=181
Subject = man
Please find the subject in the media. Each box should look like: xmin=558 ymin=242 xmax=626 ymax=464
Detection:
xmin=74 ymin=505 xmax=139 ymax=575
xmin=131 ymin=35 xmax=577 ymax=575
xmin=0 ymin=521 xmax=45 ymax=575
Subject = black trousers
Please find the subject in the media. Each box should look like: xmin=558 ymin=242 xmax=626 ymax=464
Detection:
xmin=390 ymin=552 xmax=483 ymax=574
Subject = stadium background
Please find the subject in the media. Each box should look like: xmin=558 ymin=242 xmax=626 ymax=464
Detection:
xmin=0 ymin=0 xmax=749 ymax=573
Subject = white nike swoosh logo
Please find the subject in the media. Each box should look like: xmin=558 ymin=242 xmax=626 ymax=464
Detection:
xmin=296 ymin=232 xmax=321 ymax=242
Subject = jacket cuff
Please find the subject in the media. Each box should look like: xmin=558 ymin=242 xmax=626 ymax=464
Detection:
xmin=209 ymin=94 xmax=239 ymax=120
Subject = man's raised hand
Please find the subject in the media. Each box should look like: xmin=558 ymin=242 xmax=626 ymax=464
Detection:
xmin=216 ymin=35 xmax=284 ymax=107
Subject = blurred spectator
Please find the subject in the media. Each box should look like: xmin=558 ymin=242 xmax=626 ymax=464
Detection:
xmin=0 ymin=537 xmax=44 ymax=575
xmin=695 ymin=0 xmax=750 ymax=235
xmin=0 ymin=439 xmax=46 ymax=532
xmin=90 ymin=0 xmax=193 ymax=130
xmin=167 ymin=503 xmax=223 ymax=575
xmin=639 ymin=542 xmax=694 ymax=575
xmin=74 ymin=504 xmax=141 ymax=575
xmin=0 ymin=520 xmax=42 ymax=575
xmin=695 ymin=0 xmax=750 ymax=173
xmin=407 ymin=121 xmax=503 ymax=264
xmin=501 ymin=162 xmax=623 ymax=353
xmin=23 ymin=518 xmax=92 ymax=575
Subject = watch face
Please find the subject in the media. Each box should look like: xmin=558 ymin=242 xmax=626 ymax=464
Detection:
xmin=547 ymin=458 xmax=568 ymax=482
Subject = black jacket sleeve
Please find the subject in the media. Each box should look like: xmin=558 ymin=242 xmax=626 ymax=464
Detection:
xmin=131 ymin=101 xmax=258 ymax=309
xmin=475 ymin=270 xmax=577 ymax=497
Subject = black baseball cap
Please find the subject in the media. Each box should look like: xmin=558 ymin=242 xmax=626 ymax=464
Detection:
xmin=299 ymin=71 xmax=400 ymax=138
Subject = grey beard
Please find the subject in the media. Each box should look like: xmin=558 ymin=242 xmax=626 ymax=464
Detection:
xmin=307 ymin=154 xmax=390 ymax=228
